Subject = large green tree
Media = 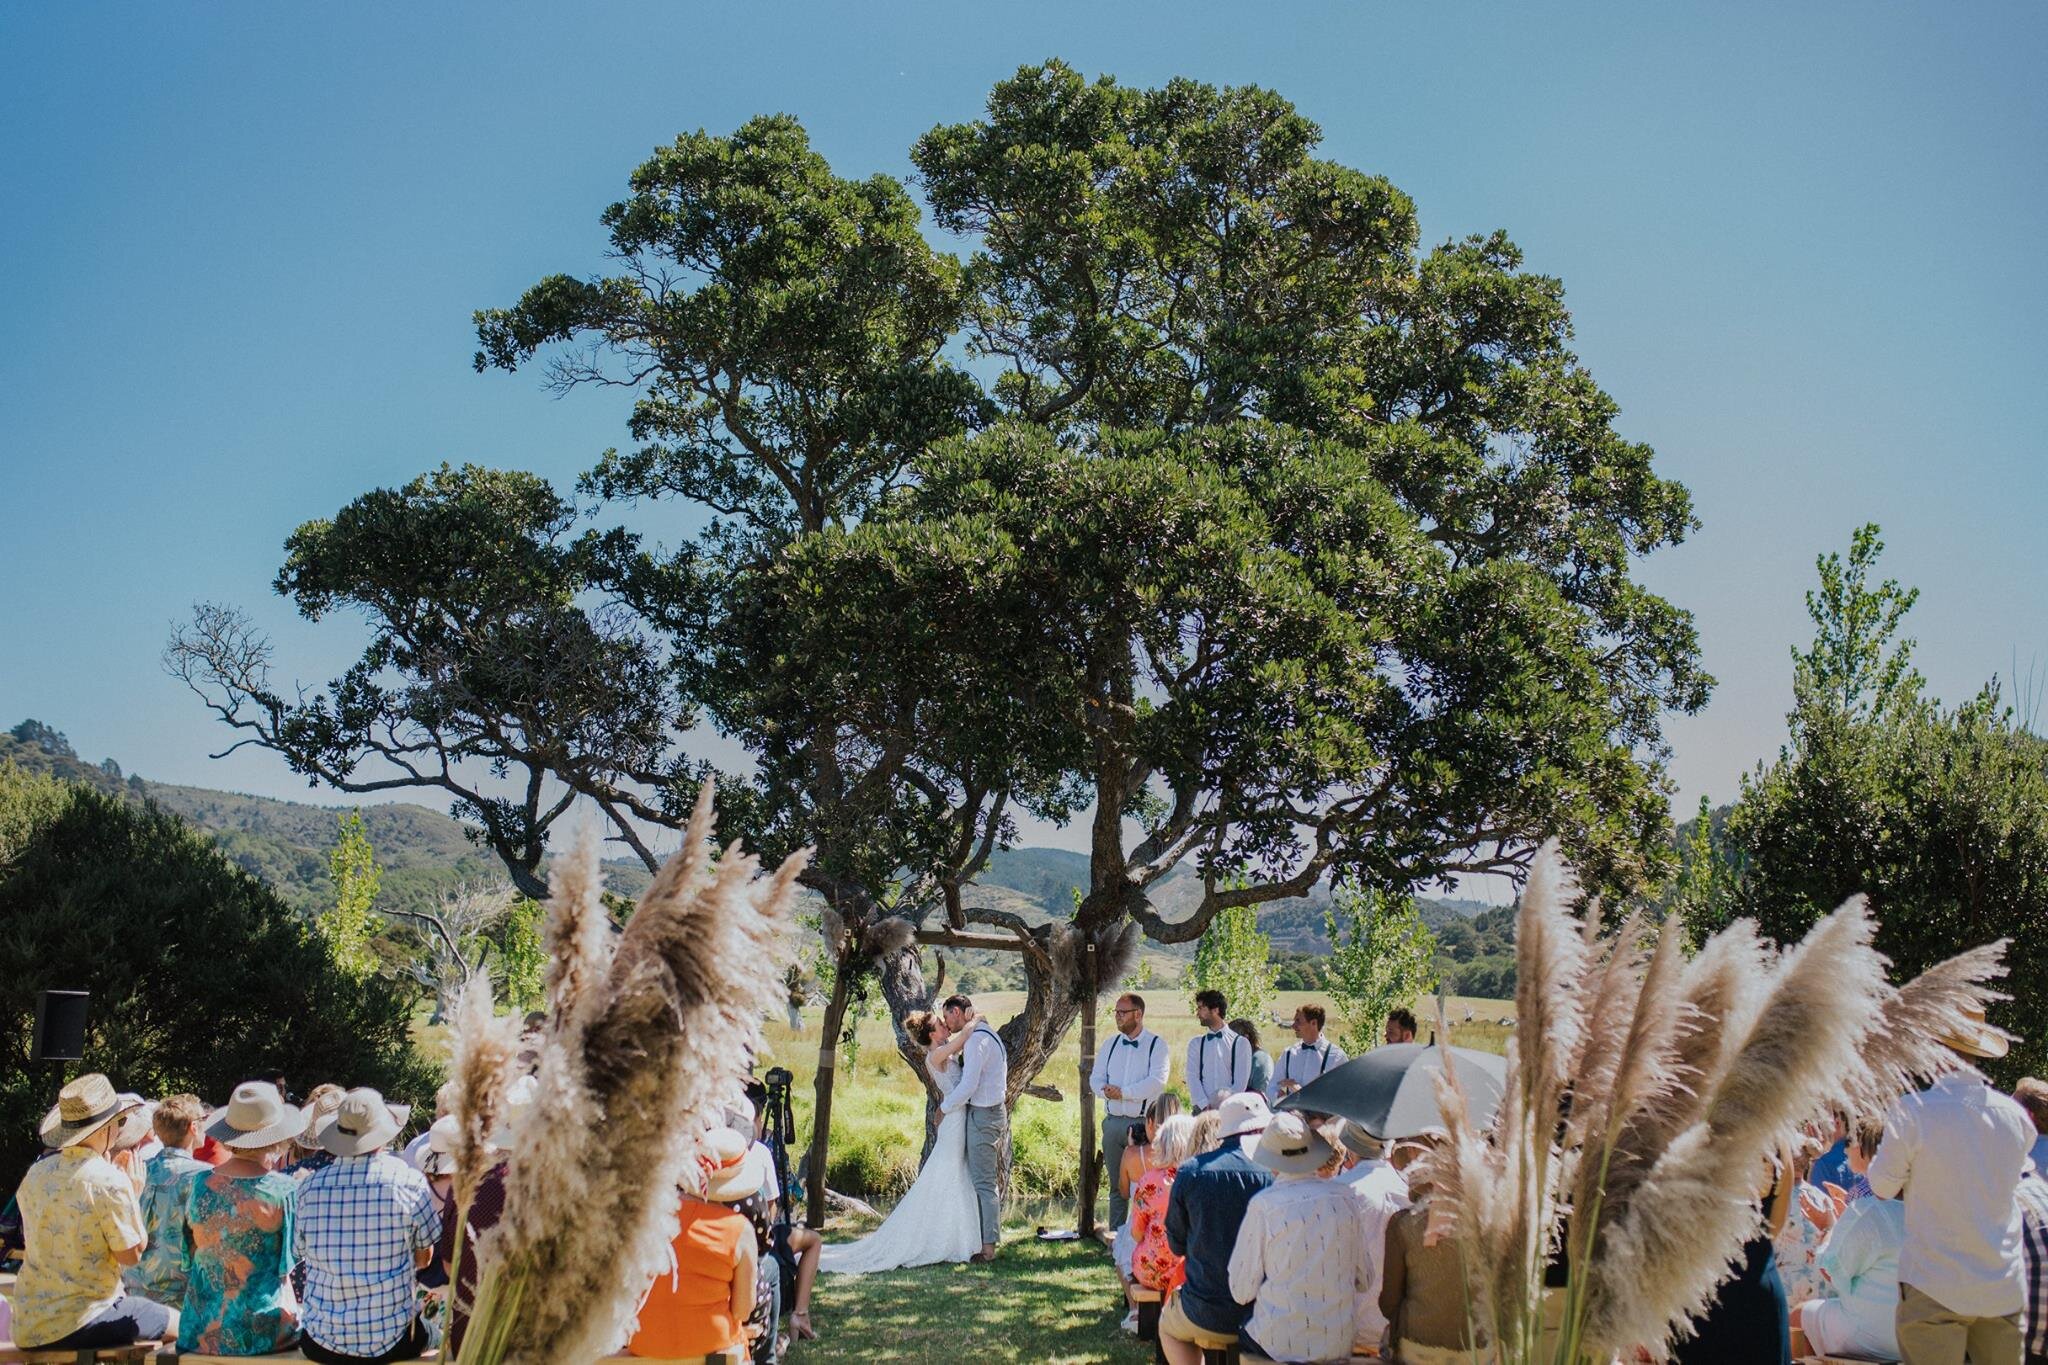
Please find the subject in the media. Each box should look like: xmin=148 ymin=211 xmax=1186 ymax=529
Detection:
xmin=1685 ymin=524 xmax=2048 ymax=1077
xmin=172 ymin=63 xmax=1710 ymax=1215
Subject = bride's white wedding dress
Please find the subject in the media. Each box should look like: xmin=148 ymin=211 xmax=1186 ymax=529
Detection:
xmin=818 ymin=1056 xmax=985 ymax=1274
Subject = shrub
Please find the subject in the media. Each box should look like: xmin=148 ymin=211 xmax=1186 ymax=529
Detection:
xmin=0 ymin=780 xmax=438 ymax=1192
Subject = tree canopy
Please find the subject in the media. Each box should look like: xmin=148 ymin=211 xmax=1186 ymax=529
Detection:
xmin=171 ymin=63 xmax=1710 ymax=1176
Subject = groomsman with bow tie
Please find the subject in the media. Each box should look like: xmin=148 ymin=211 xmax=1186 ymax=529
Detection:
xmin=1185 ymin=990 xmax=1252 ymax=1113
xmin=1088 ymin=992 xmax=1170 ymax=1229
xmin=1269 ymin=1002 xmax=1348 ymax=1101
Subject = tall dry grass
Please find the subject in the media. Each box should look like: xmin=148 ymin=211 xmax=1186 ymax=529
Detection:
xmin=445 ymin=783 xmax=805 ymax=1365
xmin=1427 ymin=841 xmax=2009 ymax=1364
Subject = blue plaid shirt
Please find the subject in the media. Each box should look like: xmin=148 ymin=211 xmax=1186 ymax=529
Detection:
xmin=294 ymin=1152 xmax=440 ymax=1356
xmin=2017 ymin=1173 xmax=2048 ymax=1358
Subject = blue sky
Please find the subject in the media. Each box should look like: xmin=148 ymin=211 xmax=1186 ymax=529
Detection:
xmin=3 ymin=3 xmax=2043 ymax=859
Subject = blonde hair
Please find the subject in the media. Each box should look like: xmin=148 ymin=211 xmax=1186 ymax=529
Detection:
xmin=1150 ymin=1114 xmax=1197 ymax=1169
xmin=1190 ymin=1111 xmax=1223 ymax=1156
xmin=154 ymin=1094 xmax=206 ymax=1147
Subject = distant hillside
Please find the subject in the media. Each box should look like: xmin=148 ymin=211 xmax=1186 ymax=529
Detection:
xmin=1 ymin=719 xmax=644 ymax=915
xmin=5 ymin=715 xmax=1498 ymax=966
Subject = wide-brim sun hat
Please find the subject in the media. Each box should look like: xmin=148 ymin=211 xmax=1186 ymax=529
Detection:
xmin=40 ymin=1073 xmax=144 ymax=1149
xmin=206 ymin=1081 xmax=307 ymax=1150
xmin=109 ymin=1095 xmax=158 ymax=1152
xmin=1938 ymin=1004 xmax=2012 ymax=1061
xmin=421 ymin=1114 xmax=461 ymax=1176
xmin=701 ymin=1128 xmax=760 ymax=1203
xmin=317 ymin=1086 xmax=411 ymax=1157
xmin=1216 ymin=1091 xmax=1272 ymax=1140
xmin=296 ymin=1087 xmax=345 ymax=1150
xmin=1254 ymin=1112 xmax=1335 ymax=1175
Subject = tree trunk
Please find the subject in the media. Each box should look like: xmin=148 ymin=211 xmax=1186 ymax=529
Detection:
xmin=805 ymin=965 xmax=856 ymax=1230
xmin=1077 ymin=943 xmax=1099 ymax=1237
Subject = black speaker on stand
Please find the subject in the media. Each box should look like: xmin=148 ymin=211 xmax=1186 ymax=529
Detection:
xmin=32 ymin=989 xmax=89 ymax=1063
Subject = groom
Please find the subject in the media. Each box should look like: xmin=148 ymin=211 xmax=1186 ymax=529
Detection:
xmin=937 ymin=992 xmax=1008 ymax=1263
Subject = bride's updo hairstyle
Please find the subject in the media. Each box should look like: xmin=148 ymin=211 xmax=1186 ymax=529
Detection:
xmin=903 ymin=1010 xmax=936 ymax=1047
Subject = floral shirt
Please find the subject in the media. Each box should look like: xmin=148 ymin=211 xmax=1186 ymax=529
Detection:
xmin=1129 ymin=1164 xmax=1185 ymax=1293
xmin=9 ymin=1146 xmax=147 ymax=1348
xmin=178 ymin=1169 xmax=301 ymax=1355
xmin=126 ymin=1147 xmax=208 ymax=1304
xmin=1775 ymin=1180 xmax=1830 ymax=1305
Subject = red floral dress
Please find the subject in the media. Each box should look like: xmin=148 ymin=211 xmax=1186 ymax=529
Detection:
xmin=1129 ymin=1165 xmax=1185 ymax=1293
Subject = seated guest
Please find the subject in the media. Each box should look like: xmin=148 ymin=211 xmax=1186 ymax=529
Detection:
xmin=179 ymin=1082 xmax=305 ymax=1357
xmin=2016 ymin=1078 xmax=2048 ymax=1179
xmin=1775 ymin=1136 xmax=1830 ymax=1305
xmin=295 ymin=1087 xmax=440 ymax=1365
xmin=1160 ymin=1092 xmax=1273 ymax=1365
xmin=628 ymin=1128 xmax=760 ymax=1360
xmin=126 ymin=1093 xmax=209 ymax=1307
xmin=2015 ymin=1161 xmax=2048 ymax=1365
xmin=10 ymin=1074 xmax=176 ymax=1350
xmin=734 ymin=1084 xmax=821 ymax=1345
xmin=1229 ymin=1112 xmax=1369 ymax=1364
xmin=436 ymin=1075 xmax=533 ymax=1358
xmin=1381 ymin=1131 xmax=1490 ymax=1365
xmin=401 ymin=1081 xmax=459 ymax=1172
xmin=1334 ymin=1120 xmax=1412 ymax=1353
xmin=1809 ymin=1114 xmax=1854 ymax=1193
xmin=283 ymin=1083 xmax=346 ymax=1180
xmin=1130 ymin=1115 xmax=1197 ymax=1298
xmin=1791 ymin=1187 xmax=1906 ymax=1363
xmin=1115 ymin=1095 xmax=1182 ymax=1303
xmin=1228 ymin=1019 xmax=1272 ymax=1103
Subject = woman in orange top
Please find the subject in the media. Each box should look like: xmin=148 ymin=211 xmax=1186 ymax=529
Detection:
xmin=629 ymin=1130 xmax=759 ymax=1360
xmin=1129 ymin=1114 xmax=1197 ymax=1294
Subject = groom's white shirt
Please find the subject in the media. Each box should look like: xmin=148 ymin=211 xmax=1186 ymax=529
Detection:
xmin=1089 ymin=1028 xmax=1169 ymax=1118
xmin=941 ymin=1022 xmax=1008 ymax=1112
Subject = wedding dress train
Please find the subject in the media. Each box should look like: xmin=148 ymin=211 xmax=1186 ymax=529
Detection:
xmin=818 ymin=1062 xmax=984 ymax=1274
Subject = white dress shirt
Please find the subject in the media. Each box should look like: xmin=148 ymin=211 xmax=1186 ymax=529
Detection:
xmin=1868 ymin=1071 xmax=2033 ymax=1317
xmin=940 ymin=1022 xmax=1009 ymax=1113
xmin=1270 ymin=1038 xmax=1348 ymax=1099
xmin=1186 ymin=1028 xmax=1252 ymax=1111
xmin=1089 ymin=1028 xmax=1170 ymax=1119
xmin=1338 ymin=1158 xmax=1411 ymax=1348
xmin=1228 ymin=1173 xmax=1372 ymax=1362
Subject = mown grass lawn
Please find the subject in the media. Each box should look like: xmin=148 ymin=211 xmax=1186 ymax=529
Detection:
xmin=791 ymin=1209 xmax=1150 ymax=1365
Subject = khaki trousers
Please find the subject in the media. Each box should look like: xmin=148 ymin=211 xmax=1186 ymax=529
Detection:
xmin=1896 ymin=1282 xmax=2022 ymax=1365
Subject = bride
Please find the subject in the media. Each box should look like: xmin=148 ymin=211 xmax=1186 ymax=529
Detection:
xmin=818 ymin=1008 xmax=987 ymax=1273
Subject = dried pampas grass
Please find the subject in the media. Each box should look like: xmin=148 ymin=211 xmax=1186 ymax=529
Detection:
xmin=1427 ymin=843 xmax=2008 ymax=1365
xmin=449 ymin=782 xmax=805 ymax=1365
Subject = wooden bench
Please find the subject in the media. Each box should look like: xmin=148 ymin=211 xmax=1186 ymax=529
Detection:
xmin=0 ymin=1344 xmax=159 ymax=1364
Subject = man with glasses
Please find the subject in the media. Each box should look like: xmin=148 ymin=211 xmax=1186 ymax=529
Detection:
xmin=1089 ymin=993 xmax=1170 ymax=1230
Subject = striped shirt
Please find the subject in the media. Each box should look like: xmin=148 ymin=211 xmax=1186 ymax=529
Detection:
xmin=2016 ymin=1173 xmax=2048 ymax=1358
xmin=294 ymin=1151 xmax=440 ymax=1356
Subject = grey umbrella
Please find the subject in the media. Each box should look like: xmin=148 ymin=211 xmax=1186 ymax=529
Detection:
xmin=1274 ymin=1042 xmax=1507 ymax=1140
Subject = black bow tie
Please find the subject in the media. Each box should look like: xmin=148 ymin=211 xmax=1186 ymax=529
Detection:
xmin=1119 ymin=1036 xmax=1139 ymax=1047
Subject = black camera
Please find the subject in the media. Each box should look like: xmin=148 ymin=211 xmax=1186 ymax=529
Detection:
xmin=764 ymin=1066 xmax=794 ymax=1090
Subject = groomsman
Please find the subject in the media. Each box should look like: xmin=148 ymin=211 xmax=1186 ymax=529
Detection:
xmin=1186 ymin=990 xmax=1252 ymax=1112
xmin=1088 ymin=993 xmax=1170 ymax=1229
xmin=1269 ymin=1003 xmax=1347 ymax=1101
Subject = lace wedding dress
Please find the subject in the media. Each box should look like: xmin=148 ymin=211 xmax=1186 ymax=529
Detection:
xmin=818 ymin=1056 xmax=985 ymax=1273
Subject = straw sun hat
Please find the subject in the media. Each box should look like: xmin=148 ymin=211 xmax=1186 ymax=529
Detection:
xmin=1253 ymin=1112 xmax=1335 ymax=1176
xmin=39 ymin=1073 xmax=143 ymax=1149
xmin=205 ymin=1082 xmax=306 ymax=1150
xmin=1939 ymin=1003 xmax=2013 ymax=1061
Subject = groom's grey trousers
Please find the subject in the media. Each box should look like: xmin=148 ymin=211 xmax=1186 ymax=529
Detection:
xmin=1102 ymin=1114 xmax=1144 ymax=1229
xmin=965 ymin=1102 xmax=1008 ymax=1246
